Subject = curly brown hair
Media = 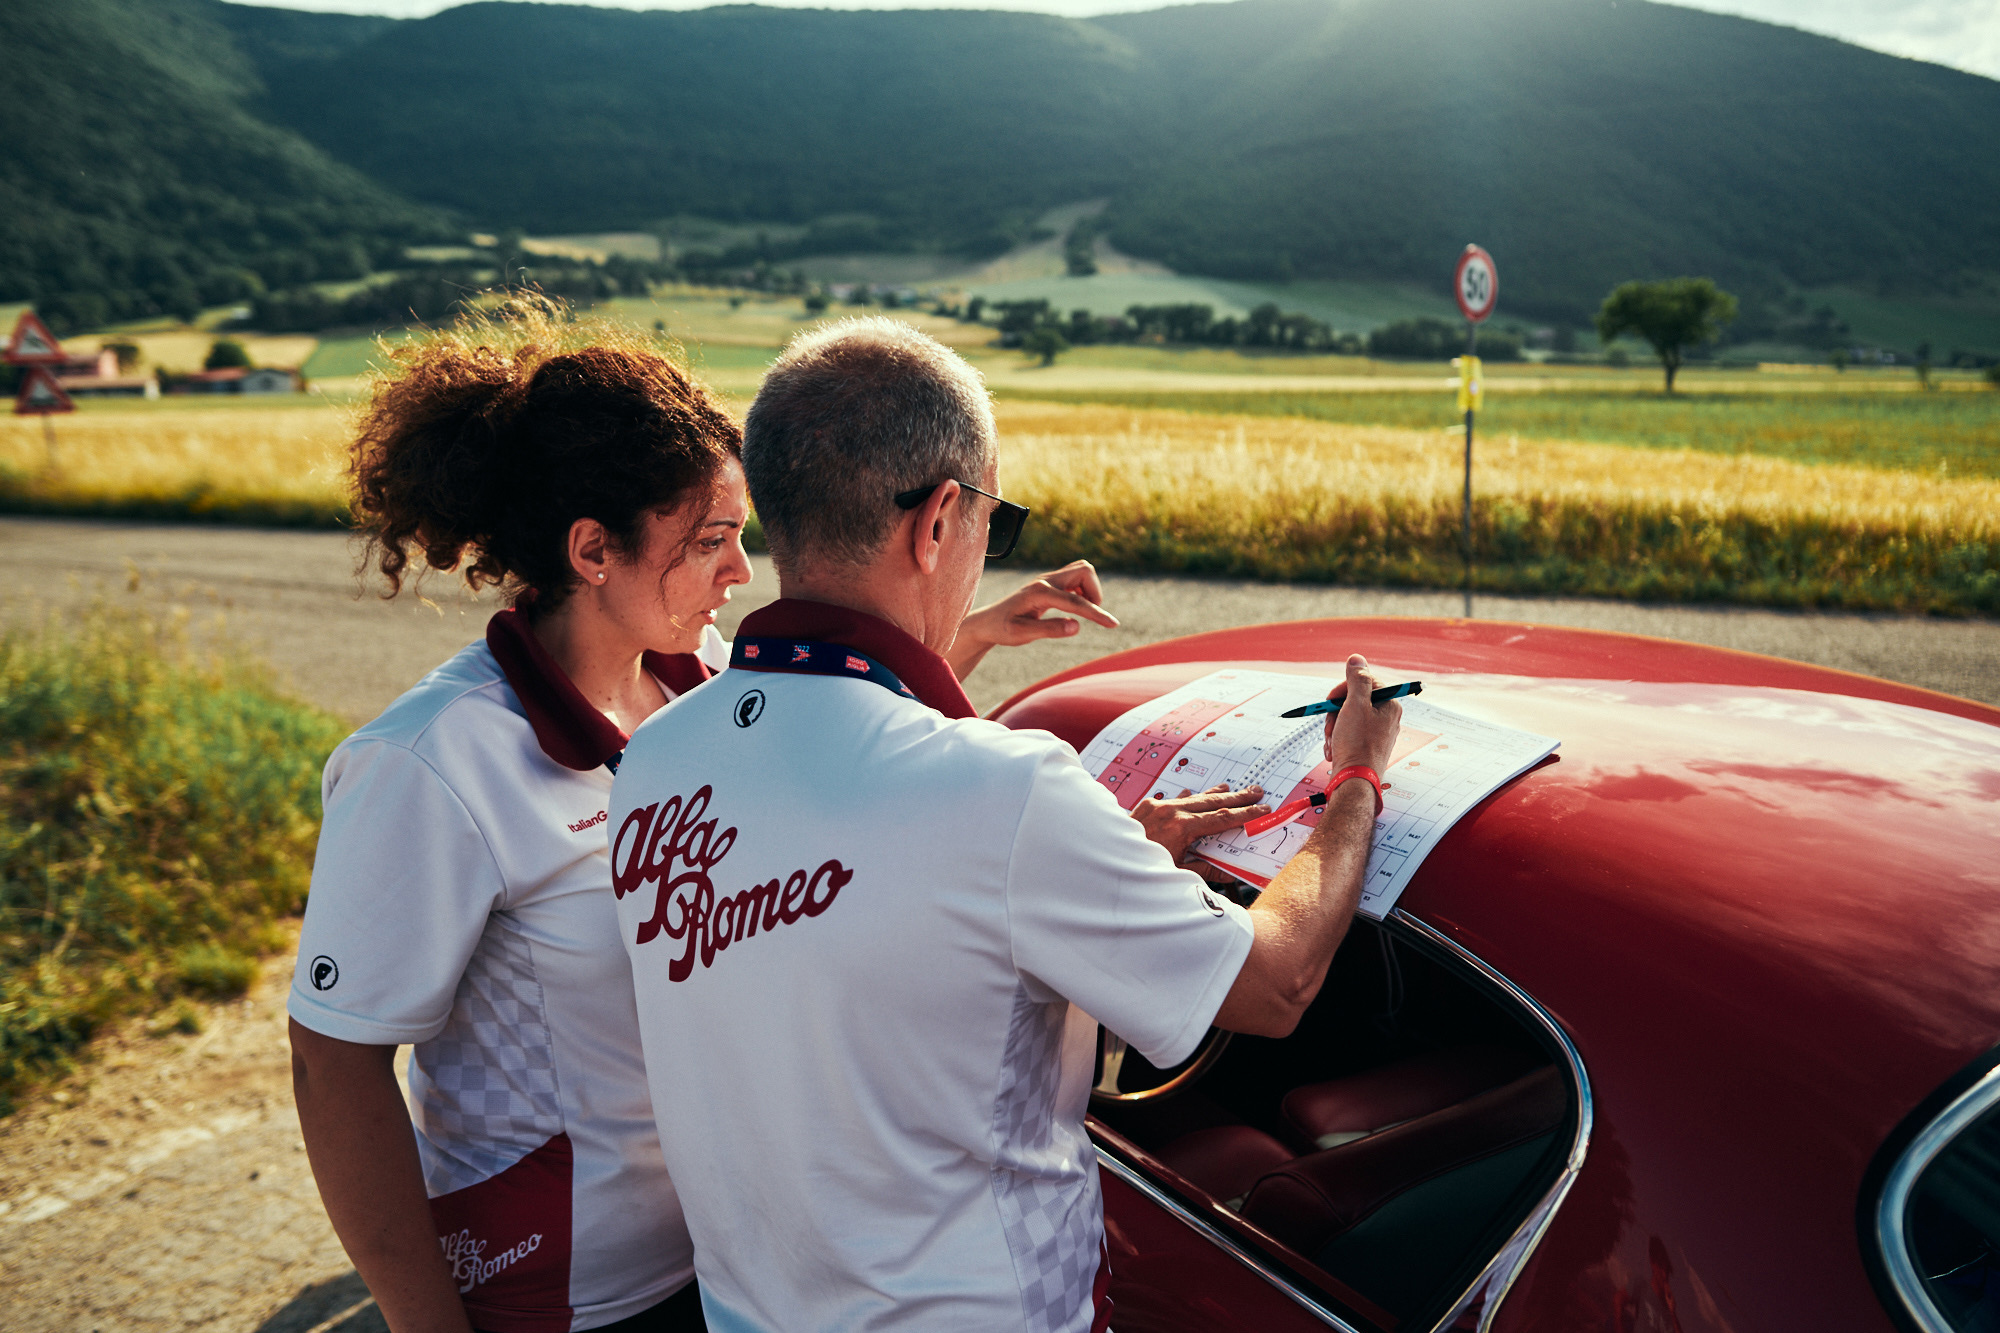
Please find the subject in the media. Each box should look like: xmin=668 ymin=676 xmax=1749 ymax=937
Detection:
xmin=348 ymin=296 xmax=740 ymax=613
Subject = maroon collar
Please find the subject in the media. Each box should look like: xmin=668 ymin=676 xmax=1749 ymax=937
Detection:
xmin=733 ymin=599 xmax=976 ymax=719
xmin=485 ymin=608 xmax=714 ymax=771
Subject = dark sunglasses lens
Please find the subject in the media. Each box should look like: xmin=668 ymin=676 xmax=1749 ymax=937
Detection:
xmin=986 ymin=502 xmax=1028 ymax=559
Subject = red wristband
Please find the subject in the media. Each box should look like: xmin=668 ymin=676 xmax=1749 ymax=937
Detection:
xmin=1327 ymin=764 xmax=1384 ymax=817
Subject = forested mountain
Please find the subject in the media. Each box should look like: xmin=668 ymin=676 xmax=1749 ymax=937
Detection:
xmin=230 ymin=2 xmax=1155 ymax=257
xmin=6 ymin=0 xmax=1996 ymax=329
xmin=0 ymin=0 xmax=443 ymax=331
xmin=1097 ymin=0 xmax=2000 ymax=317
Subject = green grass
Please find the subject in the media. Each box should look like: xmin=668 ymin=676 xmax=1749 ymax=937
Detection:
xmin=0 ymin=607 xmax=348 ymax=1111
xmin=302 ymin=330 xmax=412 ymax=380
xmin=992 ymin=386 xmax=2000 ymax=477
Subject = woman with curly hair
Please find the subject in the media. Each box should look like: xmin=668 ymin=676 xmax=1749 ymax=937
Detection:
xmin=287 ymin=301 xmax=1116 ymax=1333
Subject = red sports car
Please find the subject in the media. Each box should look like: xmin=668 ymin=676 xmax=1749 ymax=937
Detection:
xmin=990 ymin=618 xmax=2000 ymax=1333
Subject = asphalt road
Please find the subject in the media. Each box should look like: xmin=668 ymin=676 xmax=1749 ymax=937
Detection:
xmin=1 ymin=516 xmax=1994 ymax=722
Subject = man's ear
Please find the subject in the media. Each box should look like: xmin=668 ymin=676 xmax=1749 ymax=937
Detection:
xmin=907 ymin=480 xmax=961 ymax=576
xmin=567 ymin=517 xmax=612 ymax=585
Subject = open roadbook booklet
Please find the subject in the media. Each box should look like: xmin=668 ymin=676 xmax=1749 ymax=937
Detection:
xmin=1078 ymin=668 xmax=1559 ymax=918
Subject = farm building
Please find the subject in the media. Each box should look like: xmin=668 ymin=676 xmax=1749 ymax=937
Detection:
xmin=60 ymin=373 xmax=159 ymax=399
xmin=175 ymin=367 xmax=303 ymax=394
xmin=52 ymin=348 xmax=156 ymax=398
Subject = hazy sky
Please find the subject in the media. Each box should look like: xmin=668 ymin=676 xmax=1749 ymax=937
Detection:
xmin=241 ymin=0 xmax=2000 ymax=81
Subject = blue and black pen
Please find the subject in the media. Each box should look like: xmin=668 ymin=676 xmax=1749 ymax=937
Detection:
xmin=1278 ymin=680 xmax=1422 ymax=719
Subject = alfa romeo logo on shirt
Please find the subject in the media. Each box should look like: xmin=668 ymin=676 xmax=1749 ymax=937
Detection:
xmin=309 ymin=955 xmax=339 ymax=990
xmin=734 ymin=690 xmax=766 ymax=728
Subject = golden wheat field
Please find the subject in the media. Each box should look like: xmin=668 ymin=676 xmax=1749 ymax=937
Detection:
xmin=0 ymin=404 xmax=350 ymax=520
xmin=1 ymin=398 xmax=1994 ymax=611
xmin=995 ymin=401 xmax=1997 ymax=534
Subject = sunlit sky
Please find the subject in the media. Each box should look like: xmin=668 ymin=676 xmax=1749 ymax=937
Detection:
xmin=238 ymin=0 xmax=2000 ymax=80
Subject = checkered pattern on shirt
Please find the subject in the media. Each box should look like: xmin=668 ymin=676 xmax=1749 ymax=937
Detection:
xmin=408 ymin=923 xmax=565 ymax=1197
xmin=989 ymin=987 xmax=1104 ymax=1333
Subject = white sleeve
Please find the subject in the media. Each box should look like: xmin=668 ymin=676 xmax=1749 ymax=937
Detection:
xmin=287 ymin=739 xmax=504 ymax=1046
xmin=1005 ymin=746 xmax=1255 ymax=1068
xmin=698 ymin=624 xmax=730 ymax=672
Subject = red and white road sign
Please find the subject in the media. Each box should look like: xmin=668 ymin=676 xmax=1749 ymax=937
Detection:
xmin=4 ymin=310 xmax=65 ymax=364
xmin=14 ymin=366 xmax=74 ymax=415
xmin=1453 ymin=245 xmax=1498 ymax=324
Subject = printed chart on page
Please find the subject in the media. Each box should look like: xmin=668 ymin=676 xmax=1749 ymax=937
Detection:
xmin=1078 ymin=669 xmax=1559 ymax=917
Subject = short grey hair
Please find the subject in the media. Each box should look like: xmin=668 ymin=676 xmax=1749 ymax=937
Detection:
xmin=743 ymin=317 xmax=996 ymax=573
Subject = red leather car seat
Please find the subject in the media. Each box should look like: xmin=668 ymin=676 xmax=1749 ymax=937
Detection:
xmin=1241 ymin=1065 xmax=1567 ymax=1260
xmin=1154 ymin=1125 xmax=1296 ymax=1205
xmin=1281 ymin=1045 xmax=1542 ymax=1151
xmin=1154 ymin=1045 xmax=1545 ymax=1207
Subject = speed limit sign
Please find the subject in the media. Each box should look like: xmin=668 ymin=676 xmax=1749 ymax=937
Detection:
xmin=1454 ymin=245 xmax=1497 ymax=323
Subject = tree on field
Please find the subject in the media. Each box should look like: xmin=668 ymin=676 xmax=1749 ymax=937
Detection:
xmin=1594 ymin=278 xmax=1738 ymax=392
xmin=1064 ymin=219 xmax=1099 ymax=277
xmin=1021 ymin=325 xmax=1069 ymax=366
xmin=1985 ymin=363 xmax=2000 ymax=390
xmin=204 ymin=338 xmax=252 ymax=371
xmin=1829 ymin=346 xmax=1850 ymax=372
xmin=1915 ymin=342 xmax=1934 ymax=390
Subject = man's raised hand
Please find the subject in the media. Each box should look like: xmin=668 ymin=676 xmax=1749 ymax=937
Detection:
xmin=947 ymin=560 xmax=1119 ymax=677
xmin=1133 ymin=784 xmax=1269 ymax=864
xmin=1324 ymin=653 xmax=1403 ymax=775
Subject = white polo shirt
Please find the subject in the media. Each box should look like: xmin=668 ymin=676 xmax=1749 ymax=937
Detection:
xmin=290 ymin=609 xmax=726 ymax=1333
xmin=609 ymin=600 xmax=1255 ymax=1333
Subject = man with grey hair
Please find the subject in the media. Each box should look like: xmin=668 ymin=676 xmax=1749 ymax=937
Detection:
xmin=610 ymin=317 xmax=1402 ymax=1332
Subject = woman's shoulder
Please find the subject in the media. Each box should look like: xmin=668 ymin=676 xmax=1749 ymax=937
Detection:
xmin=342 ymin=640 xmax=525 ymax=762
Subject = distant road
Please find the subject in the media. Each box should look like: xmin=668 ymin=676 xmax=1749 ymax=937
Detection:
xmin=1 ymin=516 xmax=1993 ymax=723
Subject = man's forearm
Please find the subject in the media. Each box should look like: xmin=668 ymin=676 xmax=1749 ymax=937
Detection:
xmin=1214 ymin=781 xmax=1377 ymax=1034
xmin=943 ymin=635 xmax=993 ymax=680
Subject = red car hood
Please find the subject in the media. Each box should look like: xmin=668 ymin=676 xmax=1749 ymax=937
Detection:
xmin=993 ymin=617 xmax=2000 ymax=1330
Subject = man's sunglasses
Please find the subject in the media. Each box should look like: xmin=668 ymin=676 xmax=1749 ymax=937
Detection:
xmin=893 ymin=480 xmax=1030 ymax=560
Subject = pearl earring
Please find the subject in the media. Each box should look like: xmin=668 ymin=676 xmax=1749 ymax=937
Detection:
xmin=596 ymin=572 xmax=606 ymax=582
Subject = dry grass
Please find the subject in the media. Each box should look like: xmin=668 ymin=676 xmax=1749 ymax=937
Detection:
xmin=992 ymin=401 xmax=2000 ymax=612
xmin=0 ymin=396 xmax=1991 ymax=611
xmin=0 ymin=406 xmax=349 ymax=525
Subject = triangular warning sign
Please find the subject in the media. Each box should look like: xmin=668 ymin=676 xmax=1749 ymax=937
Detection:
xmin=15 ymin=366 xmax=74 ymax=415
xmin=5 ymin=310 xmax=64 ymax=364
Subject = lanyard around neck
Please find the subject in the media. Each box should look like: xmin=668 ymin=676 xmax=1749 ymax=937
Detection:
xmin=729 ymin=638 xmax=916 ymax=701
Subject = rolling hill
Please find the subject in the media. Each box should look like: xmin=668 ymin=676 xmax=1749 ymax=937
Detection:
xmin=233 ymin=0 xmax=2000 ymax=325
xmin=1098 ymin=0 xmax=2000 ymax=321
xmin=0 ymin=0 xmax=442 ymax=333
xmin=5 ymin=0 xmax=1997 ymax=336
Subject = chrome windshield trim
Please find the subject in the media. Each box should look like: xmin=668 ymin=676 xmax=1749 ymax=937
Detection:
xmin=1387 ymin=910 xmax=1594 ymax=1333
xmin=1093 ymin=1146 xmax=1366 ymax=1332
xmin=1875 ymin=1061 xmax=2000 ymax=1333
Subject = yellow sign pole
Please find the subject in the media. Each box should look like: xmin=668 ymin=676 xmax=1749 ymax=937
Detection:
xmin=1451 ymin=350 xmax=1482 ymax=605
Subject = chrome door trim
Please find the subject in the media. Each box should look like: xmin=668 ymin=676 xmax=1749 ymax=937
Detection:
xmin=1387 ymin=910 xmax=1594 ymax=1333
xmin=1094 ymin=1146 xmax=1367 ymax=1332
xmin=1873 ymin=1062 xmax=2000 ymax=1333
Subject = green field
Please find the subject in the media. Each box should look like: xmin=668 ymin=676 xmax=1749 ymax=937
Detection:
xmin=301 ymin=330 xmax=412 ymax=380
xmin=991 ymin=384 xmax=2000 ymax=477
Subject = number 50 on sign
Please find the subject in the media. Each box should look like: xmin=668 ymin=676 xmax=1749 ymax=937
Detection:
xmin=1454 ymin=246 xmax=1497 ymax=324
